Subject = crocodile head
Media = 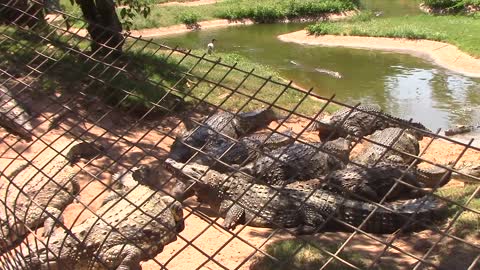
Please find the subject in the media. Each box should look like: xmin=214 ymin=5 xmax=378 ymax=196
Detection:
xmin=453 ymin=162 xmax=480 ymax=183
xmin=164 ymin=158 xmax=225 ymax=209
xmin=165 ymin=159 xmax=229 ymax=187
xmin=236 ymin=108 xmax=280 ymax=136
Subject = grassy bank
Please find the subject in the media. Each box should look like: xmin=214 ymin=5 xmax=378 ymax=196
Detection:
xmin=250 ymin=239 xmax=367 ymax=270
xmin=58 ymin=0 xmax=358 ymax=30
xmin=423 ymin=0 xmax=480 ymax=10
xmin=436 ymin=183 xmax=480 ymax=238
xmin=306 ymin=13 xmax=480 ymax=57
xmin=129 ymin=45 xmax=335 ymax=115
xmin=1 ymin=25 xmax=331 ymax=117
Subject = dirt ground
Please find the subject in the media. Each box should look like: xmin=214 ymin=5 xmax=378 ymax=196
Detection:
xmin=1 ymin=87 xmax=479 ymax=270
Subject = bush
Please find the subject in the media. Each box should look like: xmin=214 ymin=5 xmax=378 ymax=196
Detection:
xmin=177 ymin=11 xmax=200 ymax=27
xmin=216 ymin=0 xmax=358 ymax=23
xmin=423 ymin=0 xmax=459 ymax=8
xmin=423 ymin=0 xmax=480 ymax=10
xmin=306 ymin=23 xmax=341 ymax=35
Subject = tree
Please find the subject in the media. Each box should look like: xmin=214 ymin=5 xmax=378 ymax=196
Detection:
xmin=75 ymin=0 xmax=123 ymax=56
xmin=1 ymin=0 xmax=150 ymax=56
xmin=71 ymin=0 xmax=150 ymax=56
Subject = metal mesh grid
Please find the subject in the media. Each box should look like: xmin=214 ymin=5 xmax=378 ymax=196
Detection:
xmin=0 ymin=1 xmax=479 ymax=269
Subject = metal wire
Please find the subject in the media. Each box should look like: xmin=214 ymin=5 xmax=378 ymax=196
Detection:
xmin=0 ymin=1 xmax=479 ymax=269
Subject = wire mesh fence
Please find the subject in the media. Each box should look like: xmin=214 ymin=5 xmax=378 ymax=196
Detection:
xmin=0 ymin=1 xmax=479 ymax=269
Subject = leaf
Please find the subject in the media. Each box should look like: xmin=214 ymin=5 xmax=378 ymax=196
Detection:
xmin=120 ymin=8 xmax=127 ymax=19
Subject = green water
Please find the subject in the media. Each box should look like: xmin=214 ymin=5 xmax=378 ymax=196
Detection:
xmin=156 ymin=0 xmax=480 ymax=131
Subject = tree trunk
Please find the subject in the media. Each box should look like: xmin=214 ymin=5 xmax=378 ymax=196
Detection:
xmin=75 ymin=0 xmax=124 ymax=57
xmin=0 ymin=0 xmax=45 ymax=27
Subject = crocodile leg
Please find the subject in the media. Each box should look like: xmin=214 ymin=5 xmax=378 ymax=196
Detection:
xmin=104 ymin=244 xmax=143 ymax=270
xmin=291 ymin=205 xmax=327 ymax=235
xmin=222 ymin=203 xmax=245 ymax=230
xmin=42 ymin=206 xmax=64 ymax=237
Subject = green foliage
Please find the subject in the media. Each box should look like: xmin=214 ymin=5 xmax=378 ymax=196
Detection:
xmin=307 ymin=23 xmax=341 ymax=35
xmin=306 ymin=14 xmax=480 ymax=57
xmin=216 ymin=0 xmax=357 ymax=22
xmin=177 ymin=11 xmax=200 ymax=27
xmin=128 ymin=0 xmax=358 ymax=29
xmin=422 ymin=0 xmax=480 ymax=12
xmin=423 ymin=0 xmax=459 ymax=8
xmin=116 ymin=0 xmax=152 ymax=30
xmin=251 ymin=239 xmax=367 ymax=270
xmin=349 ymin=10 xmax=374 ymax=22
xmin=130 ymin=5 xmax=217 ymax=29
xmin=0 ymin=26 xmax=187 ymax=114
xmin=436 ymin=184 xmax=480 ymax=238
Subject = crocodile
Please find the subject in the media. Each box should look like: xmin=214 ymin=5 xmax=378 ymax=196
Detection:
xmin=169 ymin=108 xmax=279 ymax=162
xmin=310 ymin=104 xmax=430 ymax=141
xmin=444 ymin=124 xmax=479 ymax=136
xmin=241 ymin=138 xmax=351 ymax=185
xmin=314 ymin=68 xmax=342 ymax=79
xmin=352 ymin=127 xmax=421 ymax=166
xmin=291 ymin=162 xmax=427 ymax=202
xmin=0 ymin=85 xmax=33 ymax=141
xmin=1 ymin=167 xmax=184 ymax=270
xmin=320 ymin=158 xmax=480 ymax=202
xmin=170 ymin=130 xmax=294 ymax=200
xmin=191 ymin=129 xmax=295 ymax=172
xmin=0 ymin=141 xmax=102 ymax=255
xmin=166 ymin=160 xmax=446 ymax=234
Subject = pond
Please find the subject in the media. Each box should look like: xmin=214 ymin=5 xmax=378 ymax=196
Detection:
xmin=156 ymin=0 xmax=480 ymax=131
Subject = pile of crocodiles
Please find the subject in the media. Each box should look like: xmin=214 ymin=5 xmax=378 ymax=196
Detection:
xmin=0 ymin=141 xmax=184 ymax=270
xmin=1 ymin=86 xmax=479 ymax=268
xmin=164 ymin=106 xmax=480 ymax=234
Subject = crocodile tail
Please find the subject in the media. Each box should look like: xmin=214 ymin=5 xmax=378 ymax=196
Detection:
xmin=339 ymin=196 xmax=446 ymax=234
xmin=388 ymin=114 xmax=431 ymax=136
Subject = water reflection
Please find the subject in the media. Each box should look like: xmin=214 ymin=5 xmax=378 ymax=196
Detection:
xmin=156 ymin=3 xmax=480 ymax=131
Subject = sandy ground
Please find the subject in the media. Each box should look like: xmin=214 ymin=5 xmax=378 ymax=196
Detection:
xmin=278 ymin=30 xmax=480 ymax=78
xmin=1 ymin=81 xmax=479 ymax=269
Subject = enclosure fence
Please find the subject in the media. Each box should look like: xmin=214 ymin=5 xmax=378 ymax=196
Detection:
xmin=0 ymin=1 xmax=479 ymax=269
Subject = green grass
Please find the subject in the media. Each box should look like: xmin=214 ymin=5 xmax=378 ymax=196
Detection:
xmin=423 ymin=0 xmax=480 ymax=10
xmin=0 ymin=25 xmax=188 ymax=114
xmin=128 ymin=0 xmax=357 ymax=29
xmin=307 ymin=14 xmax=480 ymax=57
xmin=130 ymin=4 xmax=217 ymax=29
xmin=216 ymin=0 xmax=357 ymax=23
xmin=57 ymin=0 xmax=357 ymax=30
xmin=251 ymin=239 xmax=368 ymax=270
xmin=177 ymin=10 xmax=200 ymax=27
xmin=1 ymin=24 xmax=332 ymax=118
xmin=148 ymin=48 xmax=335 ymax=115
xmin=436 ymin=184 xmax=480 ymax=238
